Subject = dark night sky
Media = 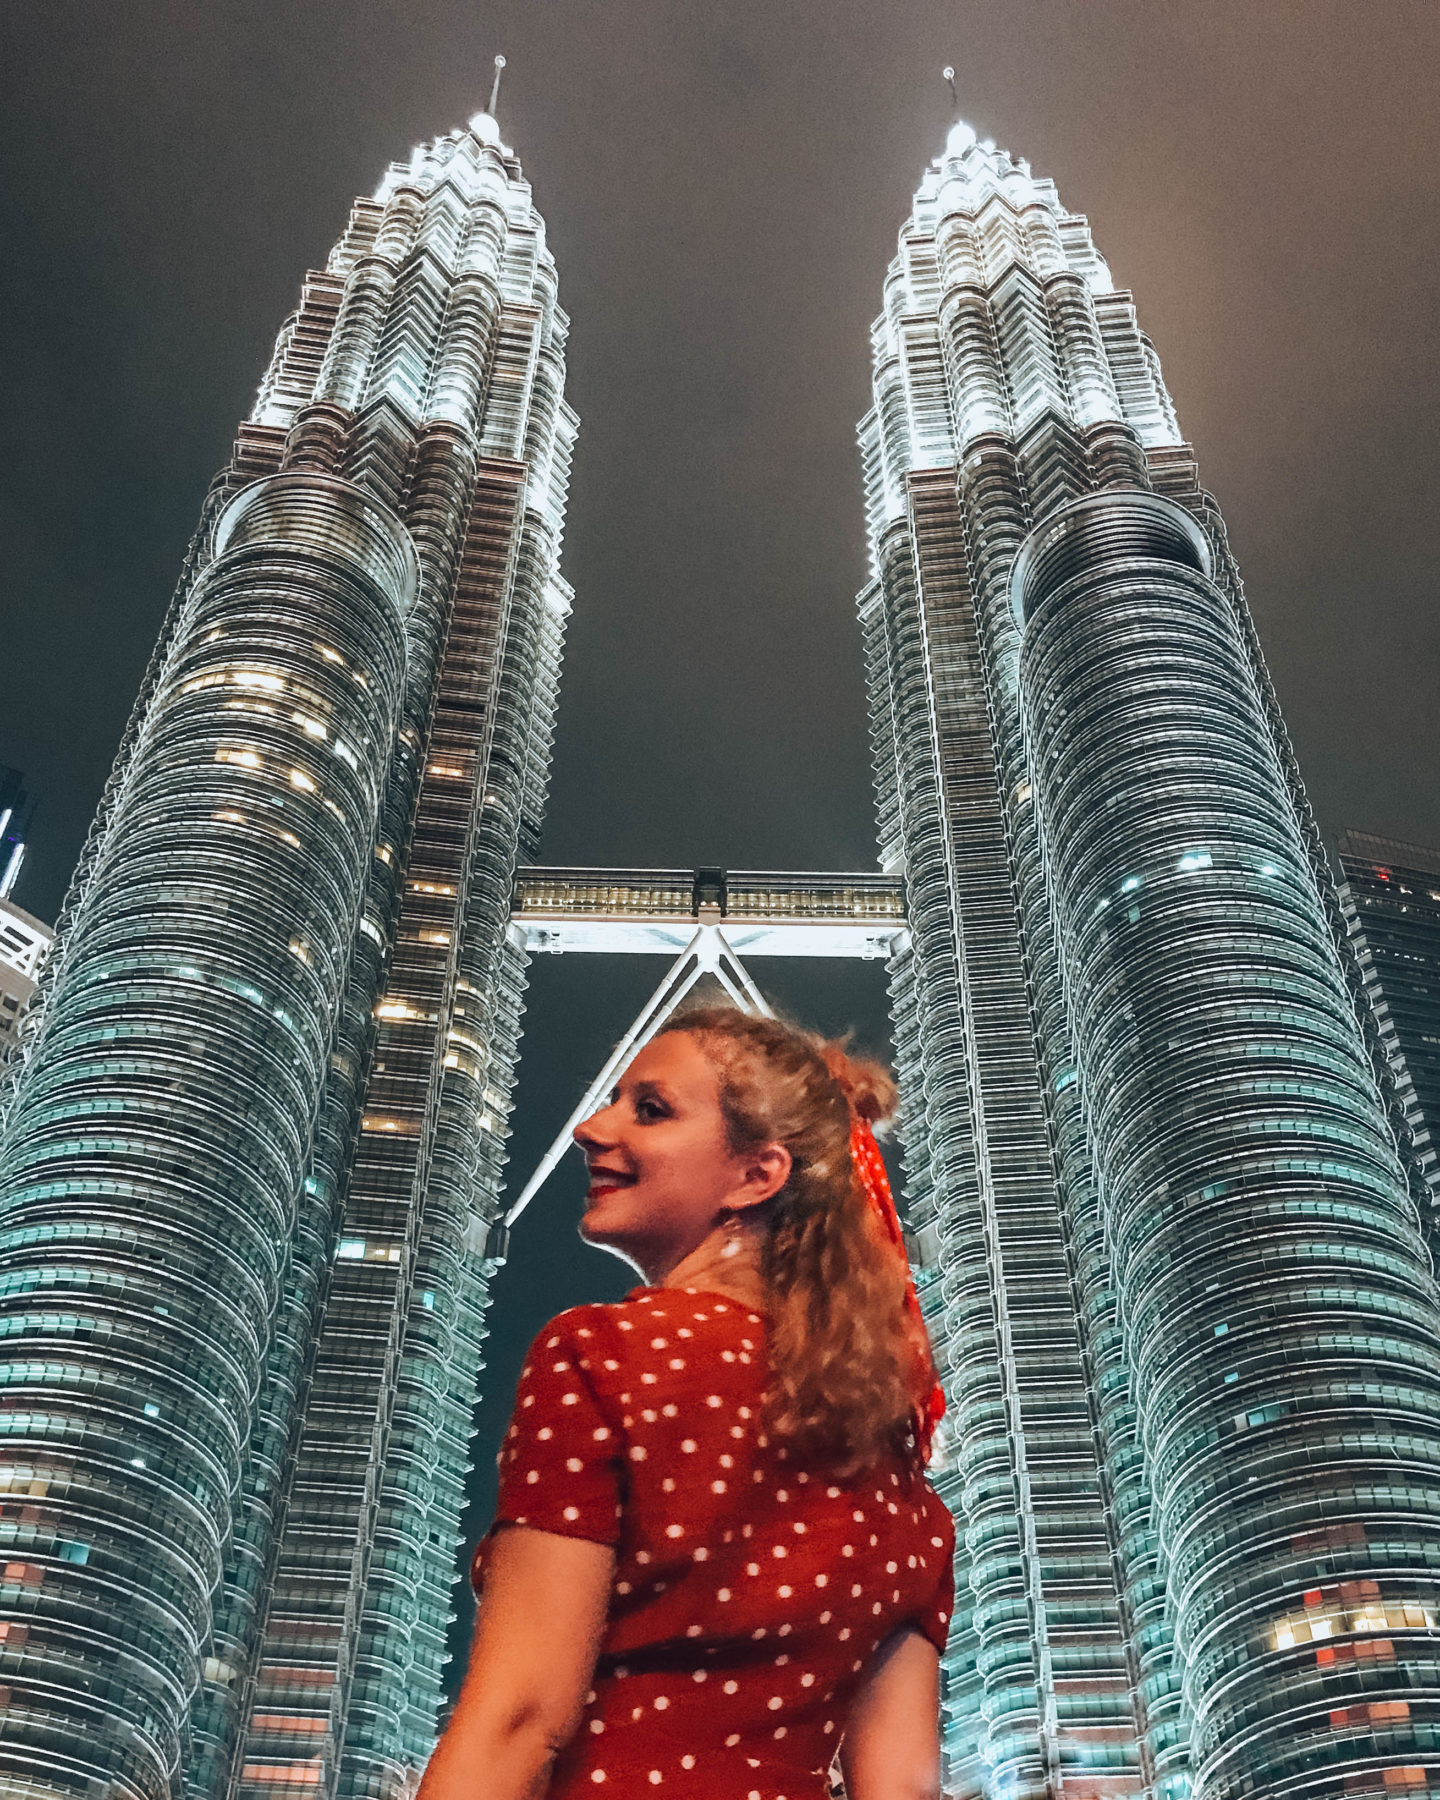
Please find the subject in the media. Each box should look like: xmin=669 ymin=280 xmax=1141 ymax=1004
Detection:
xmin=4 ymin=0 xmax=1440 ymax=1666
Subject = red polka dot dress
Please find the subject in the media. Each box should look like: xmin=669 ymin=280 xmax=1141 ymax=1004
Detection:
xmin=473 ymin=1287 xmax=955 ymax=1799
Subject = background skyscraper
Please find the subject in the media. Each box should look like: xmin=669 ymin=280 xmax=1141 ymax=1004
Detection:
xmin=1337 ymin=832 xmax=1440 ymax=1236
xmin=0 ymin=105 xmax=575 ymax=1800
xmin=861 ymin=120 xmax=1440 ymax=1800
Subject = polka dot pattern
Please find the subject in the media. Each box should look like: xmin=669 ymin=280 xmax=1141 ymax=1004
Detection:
xmin=471 ymin=1287 xmax=954 ymax=1797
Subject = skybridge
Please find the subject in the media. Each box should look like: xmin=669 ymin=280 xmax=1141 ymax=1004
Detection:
xmin=504 ymin=866 xmax=908 ymax=1225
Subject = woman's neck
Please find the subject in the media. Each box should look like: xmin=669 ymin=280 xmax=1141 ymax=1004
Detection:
xmin=658 ymin=1218 xmax=767 ymax=1311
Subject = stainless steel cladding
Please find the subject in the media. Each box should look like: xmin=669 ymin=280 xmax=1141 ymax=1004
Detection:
xmin=0 ymin=473 xmax=414 ymax=1797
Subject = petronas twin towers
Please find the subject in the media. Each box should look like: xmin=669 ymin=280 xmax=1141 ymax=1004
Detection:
xmin=2 ymin=98 xmax=1438 ymax=1800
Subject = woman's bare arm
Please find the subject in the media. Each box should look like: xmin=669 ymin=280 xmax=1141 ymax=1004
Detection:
xmin=417 ymin=1524 xmax=616 ymax=1800
xmin=840 ymin=1626 xmax=942 ymax=1800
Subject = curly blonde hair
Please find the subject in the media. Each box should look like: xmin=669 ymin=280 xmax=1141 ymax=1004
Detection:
xmin=658 ymin=1007 xmax=937 ymax=1471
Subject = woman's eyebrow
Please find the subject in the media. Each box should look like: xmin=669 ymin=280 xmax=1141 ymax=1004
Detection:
xmin=630 ymin=1078 xmax=673 ymax=1103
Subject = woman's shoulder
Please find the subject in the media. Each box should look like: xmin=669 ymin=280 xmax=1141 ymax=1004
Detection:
xmin=531 ymin=1288 xmax=765 ymax=1352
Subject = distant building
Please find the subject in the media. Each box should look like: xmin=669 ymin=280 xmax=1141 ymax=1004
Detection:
xmin=0 ymin=765 xmax=34 ymax=899
xmin=1338 ymin=830 xmax=1440 ymax=1223
xmin=0 ymin=897 xmax=52 ymax=1063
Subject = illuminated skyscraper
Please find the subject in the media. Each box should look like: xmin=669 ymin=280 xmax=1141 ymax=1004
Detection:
xmin=861 ymin=121 xmax=1440 ymax=1800
xmin=0 ymin=102 xmax=575 ymax=1800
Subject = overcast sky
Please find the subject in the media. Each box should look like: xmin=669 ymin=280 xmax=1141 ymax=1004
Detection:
xmin=4 ymin=0 xmax=1439 ymax=1665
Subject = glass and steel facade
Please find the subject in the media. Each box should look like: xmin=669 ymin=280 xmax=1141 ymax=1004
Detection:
xmin=861 ymin=122 xmax=1440 ymax=1800
xmin=0 ymin=111 xmax=576 ymax=1800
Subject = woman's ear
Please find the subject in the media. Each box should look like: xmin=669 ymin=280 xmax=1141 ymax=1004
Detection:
xmin=733 ymin=1143 xmax=792 ymax=1210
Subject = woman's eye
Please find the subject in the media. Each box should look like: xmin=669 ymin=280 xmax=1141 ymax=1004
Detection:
xmin=635 ymin=1097 xmax=668 ymax=1122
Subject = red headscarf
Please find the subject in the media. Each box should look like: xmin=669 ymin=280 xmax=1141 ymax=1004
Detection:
xmin=847 ymin=1113 xmax=947 ymax=1464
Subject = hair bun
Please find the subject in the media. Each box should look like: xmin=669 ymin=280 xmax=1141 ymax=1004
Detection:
xmin=821 ymin=1042 xmax=899 ymax=1131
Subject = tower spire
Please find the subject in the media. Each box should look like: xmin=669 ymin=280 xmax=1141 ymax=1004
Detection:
xmin=942 ymin=64 xmax=958 ymax=111
xmin=488 ymin=53 xmax=506 ymax=120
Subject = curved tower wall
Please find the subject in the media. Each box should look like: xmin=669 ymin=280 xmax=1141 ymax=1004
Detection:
xmin=0 ymin=477 xmax=415 ymax=1798
xmin=1016 ymin=492 xmax=1440 ymax=1800
xmin=861 ymin=122 xmax=1440 ymax=1800
xmin=0 ymin=115 xmax=576 ymax=1800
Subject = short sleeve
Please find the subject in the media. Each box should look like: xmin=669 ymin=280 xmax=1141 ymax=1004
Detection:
xmin=915 ymin=1503 xmax=956 ymax=1655
xmin=470 ymin=1313 xmax=624 ymax=1594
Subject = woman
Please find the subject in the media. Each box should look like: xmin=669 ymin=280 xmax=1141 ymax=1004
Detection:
xmin=418 ymin=1007 xmax=952 ymax=1800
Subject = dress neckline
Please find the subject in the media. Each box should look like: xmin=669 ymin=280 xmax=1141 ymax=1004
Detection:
xmin=624 ymin=1283 xmax=770 ymax=1320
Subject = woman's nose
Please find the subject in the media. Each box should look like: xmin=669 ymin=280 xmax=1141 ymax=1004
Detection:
xmin=573 ymin=1105 xmax=615 ymax=1149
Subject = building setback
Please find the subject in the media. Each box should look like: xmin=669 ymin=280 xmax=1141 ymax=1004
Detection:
xmin=0 ymin=109 xmax=575 ymax=1800
xmin=860 ymin=120 xmax=1440 ymax=1800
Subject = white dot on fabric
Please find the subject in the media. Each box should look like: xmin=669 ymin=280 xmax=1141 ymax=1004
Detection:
xmin=649 ymin=1773 xmax=661 ymax=1786
xmin=630 ymin=1446 xmax=647 ymax=1461
xmin=526 ymin=1470 xmax=539 ymax=1485
xmin=815 ymin=1573 xmax=828 ymax=1587
xmin=722 ymin=1350 xmax=736 ymax=1363
xmin=693 ymin=1669 xmax=707 ymax=1682
xmin=712 ymin=1481 xmax=726 ymax=1495
xmin=522 ymin=1395 xmax=535 ymax=1407
xmin=718 ymin=1588 xmax=732 ymax=1602
xmin=932 ymin=1536 xmax=944 ymax=1548
xmin=746 ymin=1563 xmax=760 ymax=1576
xmin=852 ymin=1584 xmax=862 ymax=1597
xmin=682 ymin=1755 xmax=695 ymax=1769
xmin=642 ymin=1409 xmax=657 ymax=1423
xmin=824 ymin=1721 xmax=835 ymax=1735
xmin=636 ymin=1552 xmax=651 ymax=1565
xmin=662 ymin=1403 xmax=678 ymax=1417
xmin=604 ymin=1359 xmax=620 ymax=1371
xmin=874 ymin=1601 xmax=884 ymax=1614
xmin=553 ymin=1361 xmax=570 ymax=1373
xmin=546 ymin=1338 xmax=560 ymax=1349
xmin=651 ymin=1338 xmax=667 ymax=1349
xmin=654 ymin=1696 xmax=669 ymax=1710
xmin=669 ymin=1358 xmax=685 ymax=1371
xmin=682 ymin=1439 xmax=697 ymax=1454
xmin=775 ymin=1654 xmax=790 ymax=1666
xmin=772 ymin=1546 xmax=787 ymax=1559
xmin=801 ymin=1673 xmax=815 ymax=1687
xmin=590 ymin=1774 xmax=605 ymax=1785
xmin=853 ymin=1511 xmax=864 ymax=1523
xmin=720 ymin=1454 xmax=734 ymax=1469
xmin=568 ymin=1459 xmax=583 ymax=1473
xmin=538 ymin=1427 xmax=553 ymax=1441
xmin=777 ymin=1490 xmax=788 ymax=1503
xmin=616 ymin=1581 xmax=632 ymax=1595
xmin=724 ymin=1680 xmax=739 ymax=1695
xmin=886 ymin=1561 xmax=897 ymax=1574
xmin=686 ymin=1623 xmax=702 ymax=1637
xmin=819 ymin=1610 xmax=832 ymax=1624
xmin=589 ymin=1720 xmax=604 ymax=1734
xmin=774 ymin=1727 xmax=787 ymax=1741
xmin=619 ymin=1321 xmax=633 ymax=1331
xmin=778 ymin=1584 xmax=792 ymax=1598
xmin=706 ymin=1395 xmax=722 ymax=1408
xmin=767 ymin=1696 xmax=783 ymax=1711
xmin=564 ymin=1506 xmax=580 ymax=1521
xmin=666 ymin=1524 xmax=684 ymax=1539
xmin=663 ymin=1478 xmax=676 ymax=1494
xmin=562 ymin=1393 xmax=579 ymax=1406
xmin=593 ymin=1427 xmax=610 ymax=1441
xmin=642 ymin=1372 xmax=658 ymax=1385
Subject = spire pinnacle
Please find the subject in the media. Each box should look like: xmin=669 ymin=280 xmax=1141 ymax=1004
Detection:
xmin=488 ymin=54 xmax=506 ymax=119
xmin=943 ymin=65 xmax=958 ymax=110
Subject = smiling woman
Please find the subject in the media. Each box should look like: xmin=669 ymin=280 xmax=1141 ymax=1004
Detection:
xmin=418 ymin=1007 xmax=951 ymax=1800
